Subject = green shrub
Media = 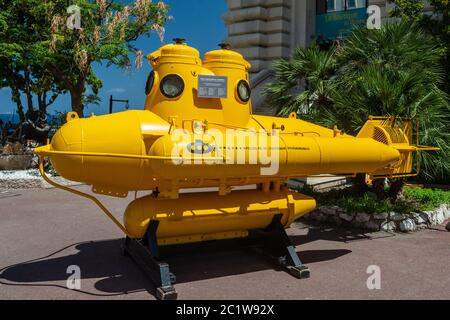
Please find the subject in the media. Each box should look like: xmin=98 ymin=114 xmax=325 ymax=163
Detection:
xmin=294 ymin=185 xmax=418 ymax=214
xmin=403 ymin=187 xmax=450 ymax=210
xmin=337 ymin=193 xmax=394 ymax=214
xmin=295 ymin=185 xmax=450 ymax=214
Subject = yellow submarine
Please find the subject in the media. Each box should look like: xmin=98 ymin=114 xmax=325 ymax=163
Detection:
xmin=34 ymin=39 xmax=436 ymax=299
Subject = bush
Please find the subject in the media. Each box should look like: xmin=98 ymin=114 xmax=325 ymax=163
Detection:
xmin=403 ymin=187 xmax=450 ymax=210
xmin=337 ymin=193 xmax=394 ymax=214
xmin=265 ymin=22 xmax=450 ymax=183
xmin=294 ymin=185 xmax=423 ymax=214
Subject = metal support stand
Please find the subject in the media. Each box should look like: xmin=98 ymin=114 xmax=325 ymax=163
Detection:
xmin=122 ymin=220 xmax=177 ymax=300
xmin=255 ymin=214 xmax=310 ymax=279
xmin=123 ymin=214 xmax=308 ymax=300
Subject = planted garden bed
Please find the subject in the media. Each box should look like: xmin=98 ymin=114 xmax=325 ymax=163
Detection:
xmin=299 ymin=186 xmax=450 ymax=232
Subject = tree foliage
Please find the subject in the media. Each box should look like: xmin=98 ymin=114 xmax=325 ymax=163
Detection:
xmin=0 ymin=0 xmax=66 ymax=142
xmin=264 ymin=22 xmax=450 ymax=182
xmin=263 ymin=46 xmax=337 ymax=117
xmin=0 ymin=0 xmax=170 ymax=124
xmin=37 ymin=0 xmax=169 ymax=117
xmin=389 ymin=0 xmax=425 ymax=19
xmin=389 ymin=0 xmax=450 ymax=91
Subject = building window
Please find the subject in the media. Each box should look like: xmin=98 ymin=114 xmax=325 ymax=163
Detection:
xmin=317 ymin=0 xmax=367 ymax=14
xmin=347 ymin=0 xmax=366 ymax=9
xmin=327 ymin=0 xmax=346 ymax=12
xmin=327 ymin=0 xmax=335 ymax=11
xmin=317 ymin=0 xmax=327 ymax=14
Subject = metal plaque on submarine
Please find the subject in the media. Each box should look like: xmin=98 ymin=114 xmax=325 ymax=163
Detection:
xmin=197 ymin=75 xmax=227 ymax=98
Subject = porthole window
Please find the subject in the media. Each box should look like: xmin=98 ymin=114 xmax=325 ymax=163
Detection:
xmin=145 ymin=71 xmax=155 ymax=95
xmin=237 ymin=80 xmax=251 ymax=102
xmin=160 ymin=74 xmax=185 ymax=98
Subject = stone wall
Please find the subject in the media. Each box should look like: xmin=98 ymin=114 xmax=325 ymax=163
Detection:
xmin=302 ymin=203 xmax=450 ymax=232
xmin=224 ymin=0 xmax=315 ymax=74
xmin=223 ymin=1 xmax=435 ymax=73
xmin=0 ymin=142 xmax=34 ymax=170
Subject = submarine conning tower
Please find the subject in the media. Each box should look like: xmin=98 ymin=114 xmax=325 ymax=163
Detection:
xmin=144 ymin=39 xmax=252 ymax=130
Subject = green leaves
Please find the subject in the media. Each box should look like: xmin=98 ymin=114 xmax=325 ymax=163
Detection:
xmin=263 ymin=45 xmax=337 ymax=117
xmin=0 ymin=0 xmax=170 ymax=118
xmin=332 ymin=22 xmax=450 ymax=182
xmin=389 ymin=0 xmax=450 ymax=92
xmin=264 ymin=21 xmax=450 ymax=182
xmin=403 ymin=187 xmax=450 ymax=211
xmin=338 ymin=192 xmax=394 ymax=214
xmin=388 ymin=0 xmax=426 ymax=20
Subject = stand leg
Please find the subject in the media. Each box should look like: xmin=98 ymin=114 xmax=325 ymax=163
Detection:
xmin=262 ymin=214 xmax=310 ymax=279
xmin=123 ymin=214 xmax=307 ymax=300
xmin=123 ymin=220 xmax=178 ymax=300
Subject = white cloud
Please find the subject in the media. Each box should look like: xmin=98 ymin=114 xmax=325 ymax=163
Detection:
xmin=108 ymin=88 xmax=127 ymax=93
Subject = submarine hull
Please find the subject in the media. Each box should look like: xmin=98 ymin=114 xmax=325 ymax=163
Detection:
xmin=44 ymin=110 xmax=400 ymax=196
xmin=123 ymin=189 xmax=316 ymax=243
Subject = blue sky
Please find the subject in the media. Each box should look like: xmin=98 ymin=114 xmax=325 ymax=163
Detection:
xmin=0 ymin=0 xmax=228 ymax=116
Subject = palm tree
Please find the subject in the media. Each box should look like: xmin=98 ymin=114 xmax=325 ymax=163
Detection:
xmin=264 ymin=21 xmax=450 ymax=183
xmin=263 ymin=45 xmax=338 ymax=116
xmin=332 ymin=22 xmax=450 ymax=183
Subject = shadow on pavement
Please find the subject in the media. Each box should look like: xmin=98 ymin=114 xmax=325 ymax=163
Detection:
xmin=290 ymin=225 xmax=396 ymax=245
xmin=0 ymin=239 xmax=152 ymax=297
xmin=0 ymin=229 xmax=354 ymax=298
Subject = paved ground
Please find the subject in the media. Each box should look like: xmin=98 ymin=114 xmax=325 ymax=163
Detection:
xmin=0 ymin=186 xmax=449 ymax=300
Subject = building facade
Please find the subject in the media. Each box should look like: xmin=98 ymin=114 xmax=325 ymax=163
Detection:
xmin=223 ymin=0 xmax=433 ymax=113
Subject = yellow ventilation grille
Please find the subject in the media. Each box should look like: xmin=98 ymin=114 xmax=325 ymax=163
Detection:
xmin=380 ymin=118 xmax=410 ymax=144
xmin=357 ymin=116 xmax=416 ymax=178
xmin=372 ymin=127 xmax=389 ymax=145
xmin=358 ymin=117 xmax=412 ymax=146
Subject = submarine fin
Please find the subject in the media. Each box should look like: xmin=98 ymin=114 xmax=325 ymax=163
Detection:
xmin=357 ymin=116 xmax=439 ymax=179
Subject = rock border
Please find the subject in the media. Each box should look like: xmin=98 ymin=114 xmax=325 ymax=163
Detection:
xmin=302 ymin=204 xmax=450 ymax=232
xmin=0 ymin=142 xmax=38 ymax=170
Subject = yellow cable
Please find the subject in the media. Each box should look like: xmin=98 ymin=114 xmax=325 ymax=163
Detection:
xmin=38 ymin=157 xmax=133 ymax=238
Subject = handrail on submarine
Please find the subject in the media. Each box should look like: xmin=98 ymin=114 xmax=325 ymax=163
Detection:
xmin=37 ymin=156 xmax=133 ymax=238
xmin=34 ymin=145 xmax=226 ymax=162
xmin=34 ymin=144 xmax=228 ymax=238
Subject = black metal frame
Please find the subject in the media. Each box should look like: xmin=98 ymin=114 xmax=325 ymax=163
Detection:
xmin=255 ymin=214 xmax=310 ymax=279
xmin=123 ymin=220 xmax=177 ymax=300
xmin=122 ymin=213 xmax=309 ymax=300
xmin=109 ymin=95 xmax=129 ymax=114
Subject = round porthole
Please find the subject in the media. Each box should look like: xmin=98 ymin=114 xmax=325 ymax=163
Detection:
xmin=145 ymin=71 xmax=155 ymax=95
xmin=160 ymin=74 xmax=184 ymax=98
xmin=237 ymin=80 xmax=251 ymax=102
